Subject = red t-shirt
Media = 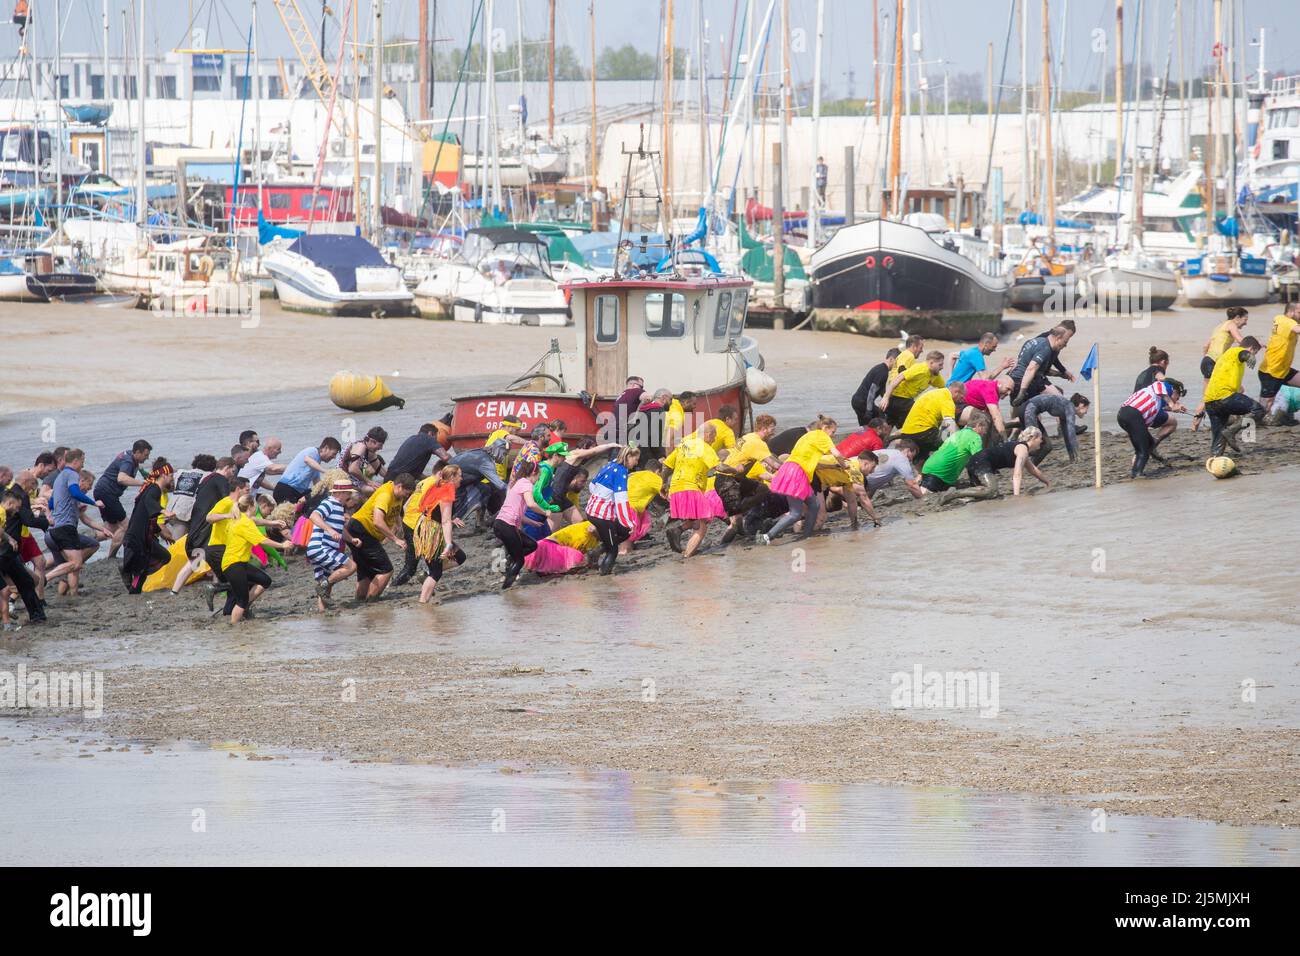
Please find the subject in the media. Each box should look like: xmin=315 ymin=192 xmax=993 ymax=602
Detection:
xmin=836 ymin=428 xmax=883 ymax=458
xmin=962 ymin=378 xmax=1000 ymax=410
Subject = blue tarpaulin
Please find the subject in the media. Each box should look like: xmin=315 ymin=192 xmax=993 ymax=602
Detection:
xmin=288 ymin=234 xmax=388 ymax=293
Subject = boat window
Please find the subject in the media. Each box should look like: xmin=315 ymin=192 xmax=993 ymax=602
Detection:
xmin=302 ymin=193 xmax=333 ymax=211
xmin=269 ymin=193 xmax=291 ymax=210
xmin=729 ymin=291 xmax=748 ymax=335
xmin=713 ymin=292 xmax=732 ymax=337
xmin=594 ymin=295 xmax=619 ymax=344
xmin=644 ymin=292 xmax=686 ymax=337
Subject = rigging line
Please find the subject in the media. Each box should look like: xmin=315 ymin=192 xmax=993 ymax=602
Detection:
xmin=417 ymin=0 xmax=485 ymax=226
xmin=979 ymin=0 xmax=1019 ymax=220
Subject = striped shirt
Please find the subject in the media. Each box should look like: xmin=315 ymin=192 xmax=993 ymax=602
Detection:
xmin=585 ymin=462 xmax=636 ymax=529
xmin=1122 ymin=381 xmax=1171 ymax=425
xmin=306 ymin=497 xmax=346 ymax=563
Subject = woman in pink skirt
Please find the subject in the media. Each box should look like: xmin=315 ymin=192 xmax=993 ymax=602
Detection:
xmin=760 ymin=415 xmax=850 ymax=544
xmin=664 ymin=421 xmax=720 ymax=558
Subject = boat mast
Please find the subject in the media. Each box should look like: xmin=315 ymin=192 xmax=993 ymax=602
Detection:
xmin=778 ymin=0 xmax=787 ymax=218
xmin=1225 ymin=0 xmax=1236 ymax=224
xmin=889 ymin=0 xmax=904 ymax=217
xmin=373 ymin=0 xmax=383 ymax=240
xmin=137 ymin=0 xmax=147 ymax=229
xmin=663 ymin=0 xmax=675 ymax=233
xmin=1041 ymin=0 xmax=1053 ymax=254
xmin=697 ymin=0 xmax=708 ymax=222
xmin=588 ymin=0 xmax=597 ymax=208
xmin=515 ymin=0 xmax=526 ymax=147
xmin=916 ymin=0 xmax=927 ymax=191
xmin=419 ymin=0 xmax=430 ymax=123
xmin=1206 ymin=0 xmax=1218 ymax=245
xmin=353 ymin=0 xmax=361 ymax=229
xmin=484 ymin=0 xmax=497 ymax=217
xmin=1020 ymin=0 xmax=1028 ymax=211
xmin=807 ymin=0 xmax=823 ymax=248
xmin=547 ymin=0 xmax=556 ymax=140
xmin=55 ymin=0 xmax=64 ymax=215
xmin=103 ymin=0 xmax=110 ymax=105
xmin=254 ymin=0 xmax=263 ymax=210
xmin=1115 ymin=0 xmax=1123 ymax=186
xmin=873 ymin=0 xmax=880 ymax=128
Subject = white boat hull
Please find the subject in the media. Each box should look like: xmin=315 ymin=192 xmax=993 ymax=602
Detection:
xmin=1087 ymin=264 xmax=1179 ymax=312
xmin=264 ymin=248 xmax=414 ymax=316
xmin=1182 ymin=274 xmax=1271 ymax=308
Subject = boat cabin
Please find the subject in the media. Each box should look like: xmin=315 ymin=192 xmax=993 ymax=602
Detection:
xmin=226 ymin=183 xmax=354 ymax=227
xmin=458 ymin=228 xmax=554 ymax=280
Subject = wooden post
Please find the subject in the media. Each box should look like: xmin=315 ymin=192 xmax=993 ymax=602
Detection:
xmin=844 ymin=145 xmax=855 ymax=225
xmin=1093 ymin=355 xmax=1103 ymax=489
xmin=772 ymin=142 xmax=785 ymax=303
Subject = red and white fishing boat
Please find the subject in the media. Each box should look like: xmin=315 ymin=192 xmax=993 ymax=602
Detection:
xmin=449 ymin=273 xmax=772 ymax=448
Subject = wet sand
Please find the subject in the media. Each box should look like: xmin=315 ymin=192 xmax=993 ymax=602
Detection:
xmin=2 ymin=298 xmax=1297 ymax=837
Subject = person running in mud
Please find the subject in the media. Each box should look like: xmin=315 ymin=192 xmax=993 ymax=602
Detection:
xmin=342 ymin=427 xmax=388 ymax=493
xmin=0 ymin=485 xmax=44 ymax=626
xmin=221 ymin=494 xmax=292 ymax=625
xmin=1009 ymin=326 xmax=1071 ymax=408
xmin=1118 ymin=379 xmax=1188 ymax=478
xmin=949 ymin=332 xmax=1013 ymax=384
xmin=1256 ymin=303 xmax=1300 ymax=413
xmin=712 ymin=414 xmax=782 ymax=544
xmin=666 ymin=422 xmax=722 ymax=557
xmin=876 ymin=350 xmax=947 ymax=428
xmin=865 ymin=440 xmax=924 ymax=500
xmin=172 ymin=457 xmax=236 ymax=596
xmin=274 ymin=437 xmax=341 ymax=504
xmin=760 ymin=415 xmax=850 ymax=544
xmin=1134 ymin=347 xmax=1170 ymax=391
xmin=1020 ymin=392 xmax=1089 ymax=464
xmin=851 ymin=348 xmax=900 ymax=426
xmin=1193 ymin=307 xmax=1250 ymax=428
xmin=120 ymin=461 xmax=175 ymax=594
xmin=346 ymin=473 xmax=417 ymax=602
xmin=1203 ymin=336 xmax=1267 ymax=457
xmin=898 ymin=381 xmax=965 ymax=463
xmin=494 ymin=458 xmax=544 ymax=590
xmin=917 ymin=413 xmax=992 ymax=494
xmin=956 ymin=376 xmax=1011 ymax=438
xmin=92 ymin=439 xmax=151 ymax=558
xmin=44 ymin=449 xmax=104 ymax=599
xmin=239 ymin=437 xmax=286 ymax=494
xmin=940 ymin=427 xmax=1049 ymax=504
xmin=584 ymin=446 xmax=641 ymax=575
xmin=407 ymin=466 xmax=465 ymax=602
xmin=307 ymin=479 xmax=361 ymax=610
xmin=448 ymin=445 xmax=510 ymax=524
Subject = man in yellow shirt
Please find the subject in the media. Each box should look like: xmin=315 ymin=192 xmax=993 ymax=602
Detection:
xmin=1204 ymin=337 xmax=1267 ymax=456
xmin=894 ymin=335 xmax=925 ymax=371
xmin=900 ymin=382 xmax=966 ymax=459
xmin=877 ymin=350 xmax=947 ymax=428
xmin=684 ymin=404 xmax=741 ymax=453
xmin=1257 ymin=304 xmax=1300 ymax=403
xmin=714 ymin=413 xmax=781 ymax=543
xmin=345 ymin=473 xmax=417 ymax=601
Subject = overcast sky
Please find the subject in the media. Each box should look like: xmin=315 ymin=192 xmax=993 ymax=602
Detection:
xmin=13 ymin=1 xmax=1300 ymax=100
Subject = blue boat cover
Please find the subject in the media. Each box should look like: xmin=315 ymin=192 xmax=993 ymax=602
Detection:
xmin=288 ymin=234 xmax=389 ymax=293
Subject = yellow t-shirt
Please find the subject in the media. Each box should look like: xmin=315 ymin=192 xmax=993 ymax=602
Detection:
xmin=816 ymin=456 xmax=864 ymax=487
xmin=550 ymin=521 xmax=599 ymax=553
xmin=788 ymin=429 xmax=836 ymax=480
xmin=896 ymin=348 xmax=918 ymax=370
xmin=667 ymin=436 xmax=720 ymax=494
xmin=353 ymin=481 xmax=400 ymax=540
xmin=1204 ymin=346 xmax=1249 ymax=403
xmin=627 ymin=471 xmax=663 ymax=512
xmin=688 ymin=418 xmax=737 ymax=452
xmin=893 ymin=361 xmax=934 ymax=400
xmin=901 ymin=388 xmax=956 ymax=435
xmin=221 ymin=514 xmax=266 ymax=570
xmin=665 ymin=399 xmax=685 ymax=436
xmin=1260 ymin=315 xmax=1299 ymax=379
xmin=1206 ymin=321 xmax=1237 ymax=361
xmin=723 ymin=432 xmax=773 ymax=480
xmin=403 ymin=475 xmax=439 ymax=530
xmin=206 ymin=496 xmax=236 ymax=547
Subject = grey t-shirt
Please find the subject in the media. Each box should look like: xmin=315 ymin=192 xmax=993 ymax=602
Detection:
xmin=1011 ymin=336 xmax=1054 ymax=384
xmin=866 ymin=448 xmax=916 ymax=493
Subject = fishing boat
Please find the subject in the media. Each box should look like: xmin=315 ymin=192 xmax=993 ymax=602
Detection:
xmin=412 ymin=227 xmax=570 ymax=326
xmin=809 ymin=216 xmax=1008 ymax=337
xmin=1087 ymin=249 xmax=1179 ymax=312
xmin=448 ymin=272 xmax=766 ymax=449
xmin=0 ymin=250 xmax=97 ymax=302
xmin=262 ymin=234 xmax=414 ymax=316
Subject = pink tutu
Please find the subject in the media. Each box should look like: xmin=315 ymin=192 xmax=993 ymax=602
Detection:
xmin=769 ymin=460 xmax=813 ymax=499
xmin=524 ymin=539 xmax=587 ymax=575
xmin=627 ymin=508 xmax=654 ymax=544
xmin=702 ymin=489 xmax=729 ymax=519
xmin=669 ymin=489 xmax=713 ymax=520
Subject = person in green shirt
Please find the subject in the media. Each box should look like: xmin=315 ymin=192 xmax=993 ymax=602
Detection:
xmin=917 ymin=413 xmax=991 ymax=493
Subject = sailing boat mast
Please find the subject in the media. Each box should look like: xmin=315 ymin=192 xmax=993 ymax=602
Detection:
xmin=55 ymin=0 xmax=64 ymax=213
xmin=588 ymin=1 xmax=597 ymax=202
xmin=137 ymin=0 xmax=147 ymax=228
xmin=418 ymin=0 xmax=429 ymax=123
xmin=1206 ymin=0 xmax=1219 ymax=242
xmin=1041 ymin=0 xmax=1054 ymax=253
xmin=663 ymin=0 xmax=675 ymax=232
xmin=889 ymin=0 xmax=904 ymax=217
xmin=778 ymin=0 xmax=788 ymax=219
xmin=352 ymin=0 xmax=361 ymax=231
xmin=1020 ymin=0 xmax=1029 ymax=210
xmin=254 ymin=0 xmax=263 ymax=209
xmin=807 ymin=0 xmax=823 ymax=248
xmin=373 ymin=0 xmax=384 ymax=240
xmin=1115 ymin=0 xmax=1123 ymax=182
xmin=547 ymin=0 xmax=556 ymax=140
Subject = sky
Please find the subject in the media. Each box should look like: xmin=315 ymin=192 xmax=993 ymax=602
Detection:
xmin=10 ymin=0 xmax=1300 ymax=101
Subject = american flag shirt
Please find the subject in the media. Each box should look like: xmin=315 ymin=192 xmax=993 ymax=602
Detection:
xmin=1122 ymin=381 xmax=1171 ymax=425
xmin=585 ymin=462 xmax=636 ymax=529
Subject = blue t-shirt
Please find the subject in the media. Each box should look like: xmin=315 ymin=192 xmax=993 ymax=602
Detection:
xmin=949 ymin=347 xmax=987 ymax=384
xmin=280 ymin=446 xmax=320 ymax=491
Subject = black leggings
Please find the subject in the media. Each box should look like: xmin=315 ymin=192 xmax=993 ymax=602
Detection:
xmin=272 ymin=482 xmax=306 ymax=505
xmin=426 ymin=544 xmax=467 ymax=582
xmin=1117 ymin=405 xmax=1154 ymax=475
xmin=588 ymin=516 xmax=631 ymax=553
xmin=223 ymin=561 xmax=273 ymax=611
xmin=122 ymin=537 xmax=170 ymax=593
xmin=0 ymin=551 xmax=42 ymax=620
xmin=1205 ymin=393 xmax=1266 ymax=456
xmin=493 ymin=520 xmax=537 ymax=566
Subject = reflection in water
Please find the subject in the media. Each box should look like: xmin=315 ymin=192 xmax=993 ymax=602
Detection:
xmin=0 ymin=734 xmax=1292 ymax=866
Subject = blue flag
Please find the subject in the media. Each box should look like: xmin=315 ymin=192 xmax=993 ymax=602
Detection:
xmin=1079 ymin=343 xmax=1099 ymax=382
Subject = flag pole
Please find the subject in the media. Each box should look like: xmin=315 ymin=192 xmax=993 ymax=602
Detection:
xmin=1092 ymin=351 xmax=1103 ymax=489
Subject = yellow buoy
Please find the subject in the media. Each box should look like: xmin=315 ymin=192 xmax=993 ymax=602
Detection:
xmin=329 ymin=370 xmax=406 ymax=412
xmin=1205 ymin=456 xmax=1237 ymax=479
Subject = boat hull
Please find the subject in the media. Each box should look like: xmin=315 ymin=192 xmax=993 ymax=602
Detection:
xmin=1182 ymin=274 xmax=1271 ymax=308
xmin=809 ymin=219 xmax=1007 ymax=338
xmin=266 ymin=264 xmax=415 ymax=316
xmin=1009 ymin=274 xmax=1079 ymax=312
xmin=1086 ymin=266 xmax=1178 ymax=312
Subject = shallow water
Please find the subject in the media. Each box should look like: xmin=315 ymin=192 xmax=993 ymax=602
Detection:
xmin=1 ymin=733 xmax=1292 ymax=866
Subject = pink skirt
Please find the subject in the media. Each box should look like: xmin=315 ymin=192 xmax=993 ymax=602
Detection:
xmin=669 ymin=489 xmax=713 ymax=520
xmin=627 ymin=507 xmax=654 ymax=544
xmin=524 ymin=539 xmax=587 ymax=575
xmin=769 ymin=460 xmax=813 ymax=499
xmin=702 ymin=489 xmax=729 ymax=519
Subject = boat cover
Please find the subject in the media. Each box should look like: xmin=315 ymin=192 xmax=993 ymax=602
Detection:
xmin=288 ymin=234 xmax=390 ymax=293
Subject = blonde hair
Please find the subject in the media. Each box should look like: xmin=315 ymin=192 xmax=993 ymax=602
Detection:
xmin=1018 ymin=426 xmax=1043 ymax=444
xmin=616 ymin=445 xmax=641 ymax=467
xmin=436 ymin=464 xmax=462 ymax=484
xmin=235 ymin=493 xmax=257 ymax=515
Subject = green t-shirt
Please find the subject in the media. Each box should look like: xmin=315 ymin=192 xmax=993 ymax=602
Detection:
xmin=921 ymin=429 xmax=984 ymax=485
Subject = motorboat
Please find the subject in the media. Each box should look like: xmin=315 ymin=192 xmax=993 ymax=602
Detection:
xmin=413 ymin=227 xmax=569 ymax=326
xmin=263 ymin=234 xmax=414 ymax=316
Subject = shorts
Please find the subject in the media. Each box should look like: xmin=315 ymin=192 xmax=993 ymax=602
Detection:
xmin=1258 ymin=367 xmax=1297 ymax=398
xmin=1199 ymin=356 xmax=1217 ymax=379
xmin=902 ymin=426 xmax=942 ymax=457
xmin=272 ymin=482 xmax=307 ymax=505
xmin=918 ymin=473 xmax=953 ymax=493
xmin=1150 ymin=410 xmax=1169 ymax=428
xmin=18 ymin=533 xmax=41 ymax=563
xmin=49 ymin=525 xmax=96 ymax=557
xmin=346 ymin=518 xmax=393 ymax=578
xmin=98 ymin=495 xmax=127 ymax=524
xmin=204 ymin=546 xmax=227 ymax=582
xmin=308 ymin=544 xmax=350 ymax=582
